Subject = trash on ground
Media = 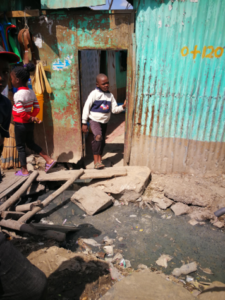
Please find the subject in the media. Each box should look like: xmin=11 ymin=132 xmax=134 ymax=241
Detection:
xmin=109 ymin=263 xmax=124 ymax=281
xmin=80 ymin=238 xmax=101 ymax=247
xmin=200 ymin=267 xmax=213 ymax=274
xmin=186 ymin=275 xmax=194 ymax=282
xmin=112 ymin=253 xmax=123 ymax=264
xmin=103 ymin=245 xmax=114 ymax=256
xmin=129 ymin=215 xmax=137 ymax=218
xmin=156 ymin=254 xmax=173 ymax=268
xmin=172 ymin=262 xmax=197 ymax=276
xmin=188 ymin=219 xmax=199 ymax=226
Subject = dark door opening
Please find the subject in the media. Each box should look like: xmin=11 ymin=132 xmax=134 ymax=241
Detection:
xmin=79 ymin=49 xmax=128 ymax=168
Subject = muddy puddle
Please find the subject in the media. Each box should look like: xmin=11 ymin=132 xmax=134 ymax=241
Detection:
xmin=32 ymin=189 xmax=225 ymax=284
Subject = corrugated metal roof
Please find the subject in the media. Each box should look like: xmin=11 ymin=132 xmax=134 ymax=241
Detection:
xmin=130 ymin=0 xmax=225 ymax=175
xmin=41 ymin=0 xmax=106 ymax=9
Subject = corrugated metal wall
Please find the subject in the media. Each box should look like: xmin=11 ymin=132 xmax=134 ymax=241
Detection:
xmin=130 ymin=0 xmax=225 ymax=175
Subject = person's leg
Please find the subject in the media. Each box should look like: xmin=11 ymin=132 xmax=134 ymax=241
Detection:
xmin=89 ymin=120 xmax=104 ymax=168
xmin=0 ymin=233 xmax=47 ymax=300
xmin=100 ymin=123 xmax=108 ymax=159
xmin=25 ymin=123 xmax=54 ymax=165
xmin=15 ymin=123 xmax=29 ymax=175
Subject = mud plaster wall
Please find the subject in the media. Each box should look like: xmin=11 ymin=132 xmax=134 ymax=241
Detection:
xmin=29 ymin=11 xmax=132 ymax=163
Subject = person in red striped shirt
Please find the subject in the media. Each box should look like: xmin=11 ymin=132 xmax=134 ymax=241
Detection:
xmin=11 ymin=63 xmax=56 ymax=176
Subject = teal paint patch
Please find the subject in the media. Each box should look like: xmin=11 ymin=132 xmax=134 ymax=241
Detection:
xmin=41 ymin=0 xmax=105 ymax=9
xmin=134 ymin=0 xmax=225 ymax=143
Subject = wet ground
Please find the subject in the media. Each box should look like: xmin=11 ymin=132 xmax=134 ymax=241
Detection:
xmin=34 ymin=189 xmax=225 ymax=284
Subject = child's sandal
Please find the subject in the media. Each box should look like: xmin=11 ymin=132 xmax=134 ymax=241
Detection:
xmin=94 ymin=162 xmax=104 ymax=170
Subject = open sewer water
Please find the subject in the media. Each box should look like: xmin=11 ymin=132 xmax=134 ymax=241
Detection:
xmin=35 ymin=189 xmax=225 ymax=283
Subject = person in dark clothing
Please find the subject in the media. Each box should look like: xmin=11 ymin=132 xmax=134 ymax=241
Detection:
xmin=0 ymin=47 xmax=47 ymax=299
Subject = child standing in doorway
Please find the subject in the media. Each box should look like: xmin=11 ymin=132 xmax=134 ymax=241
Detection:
xmin=11 ymin=63 xmax=56 ymax=176
xmin=82 ymin=73 xmax=126 ymax=169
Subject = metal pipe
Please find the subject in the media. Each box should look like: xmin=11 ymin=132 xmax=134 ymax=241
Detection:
xmin=214 ymin=207 xmax=225 ymax=217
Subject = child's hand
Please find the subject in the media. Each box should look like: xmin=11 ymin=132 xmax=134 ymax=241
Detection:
xmin=82 ymin=124 xmax=88 ymax=133
xmin=122 ymin=100 xmax=126 ymax=109
xmin=30 ymin=117 xmax=42 ymax=124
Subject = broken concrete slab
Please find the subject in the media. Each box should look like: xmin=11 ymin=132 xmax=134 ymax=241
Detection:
xmin=71 ymin=186 xmax=113 ymax=215
xmin=101 ymin=269 xmax=195 ymax=300
xmin=152 ymin=197 xmax=174 ymax=210
xmin=91 ymin=166 xmax=151 ymax=202
xmin=164 ymin=183 xmax=212 ymax=207
xmin=188 ymin=208 xmax=215 ymax=221
xmin=171 ymin=203 xmax=191 ymax=216
xmin=36 ymin=168 xmax=127 ymax=182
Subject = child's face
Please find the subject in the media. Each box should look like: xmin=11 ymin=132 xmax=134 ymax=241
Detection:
xmin=10 ymin=71 xmax=20 ymax=88
xmin=96 ymin=76 xmax=109 ymax=92
xmin=0 ymin=59 xmax=10 ymax=93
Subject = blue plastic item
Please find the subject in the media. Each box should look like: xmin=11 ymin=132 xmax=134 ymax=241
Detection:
xmin=27 ymin=79 xmax=33 ymax=90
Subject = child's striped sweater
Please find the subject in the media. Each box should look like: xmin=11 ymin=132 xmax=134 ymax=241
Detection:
xmin=12 ymin=87 xmax=40 ymax=123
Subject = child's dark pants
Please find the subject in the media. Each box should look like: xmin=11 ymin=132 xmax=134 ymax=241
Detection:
xmin=89 ymin=120 xmax=107 ymax=155
xmin=15 ymin=122 xmax=42 ymax=166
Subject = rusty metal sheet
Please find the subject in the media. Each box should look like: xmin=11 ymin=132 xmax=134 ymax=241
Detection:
xmin=130 ymin=0 xmax=225 ymax=175
xmin=41 ymin=0 xmax=105 ymax=9
xmin=29 ymin=11 xmax=134 ymax=164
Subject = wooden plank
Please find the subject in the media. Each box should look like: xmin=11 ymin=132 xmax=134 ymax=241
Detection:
xmin=0 ymin=10 xmax=40 ymax=18
xmin=0 ymin=171 xmax=39 ymax=212
xmin=30 ymin=223 xmax=79 ymax=233
xmin=0 ymin=177 xmax=27 ymax=199
xmin=15 ymin=200 xmax=43 ymax=212
xmin=0 ymin=219 xmax=65 ymax=242
xmin=0 ymin=173 xmax=27 ymax=194
xmin=36 ymin=168 xmax=127 ymax=182
xmin=19 ymin=169 xmax=84 ymax=223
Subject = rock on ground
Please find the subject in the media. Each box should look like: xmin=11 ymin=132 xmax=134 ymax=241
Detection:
xmin=151 ymin=197 xmax=174 ymax=210
xmin=101 ymin=269 xmax=195 ymax=300
xmin=171 ymin=203 xmax=191 ymax=216
xmin=188 ymin=208 xmax=215 ymax=222
xmin=71 ymin=186 xmax=113 ymax=215
xmin=91 ymin=166 xmax=151 ymax=202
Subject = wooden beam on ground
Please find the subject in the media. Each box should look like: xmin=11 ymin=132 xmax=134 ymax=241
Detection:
xmin=0 ymin=219 xmax=65 ymax=242
xmin=19 ymin=169 xmax=84 ymax=223
xmin=0 ymin=10 xmax=40 ymax=18
xmin=36 ymin=168 xmax=127 ymax=182
xmin=1 ymin=211 xmax=24 ymax=220
xmin=15 ymin=200 xmax=43 ymax=212
xmin=0 ymin=171 xmax=39 ymax=212
xmin=30 ymin=223 xmax=79 ymax=233
xmin=0 ymin=176 xmax=27 ymax=200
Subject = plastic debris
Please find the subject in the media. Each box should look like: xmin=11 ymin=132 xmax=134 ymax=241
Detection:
xmin=62 ymin=219 xmax=67 ymax=225
xmin=115 ymin=217 xmax=121 ymax=224
xmin=129 ymin=215 xmax=137 ymax=218
xmin=186 ymin=275 xmax=194 ymax=282
xmin=80 ymin=238 xmax=101 ymax=247
xmin=114 ymin=200 xmax=121 ymax=207
xmin=172 ymin=262 xmax=197 ymax=277
xmin=120 ymin=258 xmax=126 ymax=268
xmin=156 ymin=254 xmax=173 ymax=268
xmin=125 ymin=259 xmax=131 ymax=268
xmin=109 ymin=263 xmax=124 ymax=281
xmin=118 ymin=237 xmax=123 ymax=242
xmin=139 ymin=229 xmax=143 ymax=232
xmin=103 ymin=245 xmax=114 ymax=256
xmin=38 ymin=242 xmax=44 ymax=245
xmin=112 ymin=253 xmax=123 ymax=263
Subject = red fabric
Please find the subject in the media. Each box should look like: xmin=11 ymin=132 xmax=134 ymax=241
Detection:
xmin=13 ymin=108 xmax=40 ymax=123
xmin=18 ymin=87 xmax=29 ymax=90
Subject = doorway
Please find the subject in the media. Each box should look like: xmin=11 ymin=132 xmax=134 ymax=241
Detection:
xmin=79 ymin=49 xmax=128 ymax=168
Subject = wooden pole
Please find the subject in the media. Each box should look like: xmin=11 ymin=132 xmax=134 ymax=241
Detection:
xmin=0 ymin=219 xmax=66 ymax=242
xmin=0 ymin=171 xmax=39 ymax=212
xmin=19 ymin=169 xmax=84 ymax=223
xmin=15 ymin=200 xmax=43 ymax=212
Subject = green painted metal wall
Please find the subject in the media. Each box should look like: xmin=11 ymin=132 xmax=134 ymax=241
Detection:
xmin=130 ymin=0 xmax=225 ymax=174
xmin=41 ymin=0 xmax=105 ymax=9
